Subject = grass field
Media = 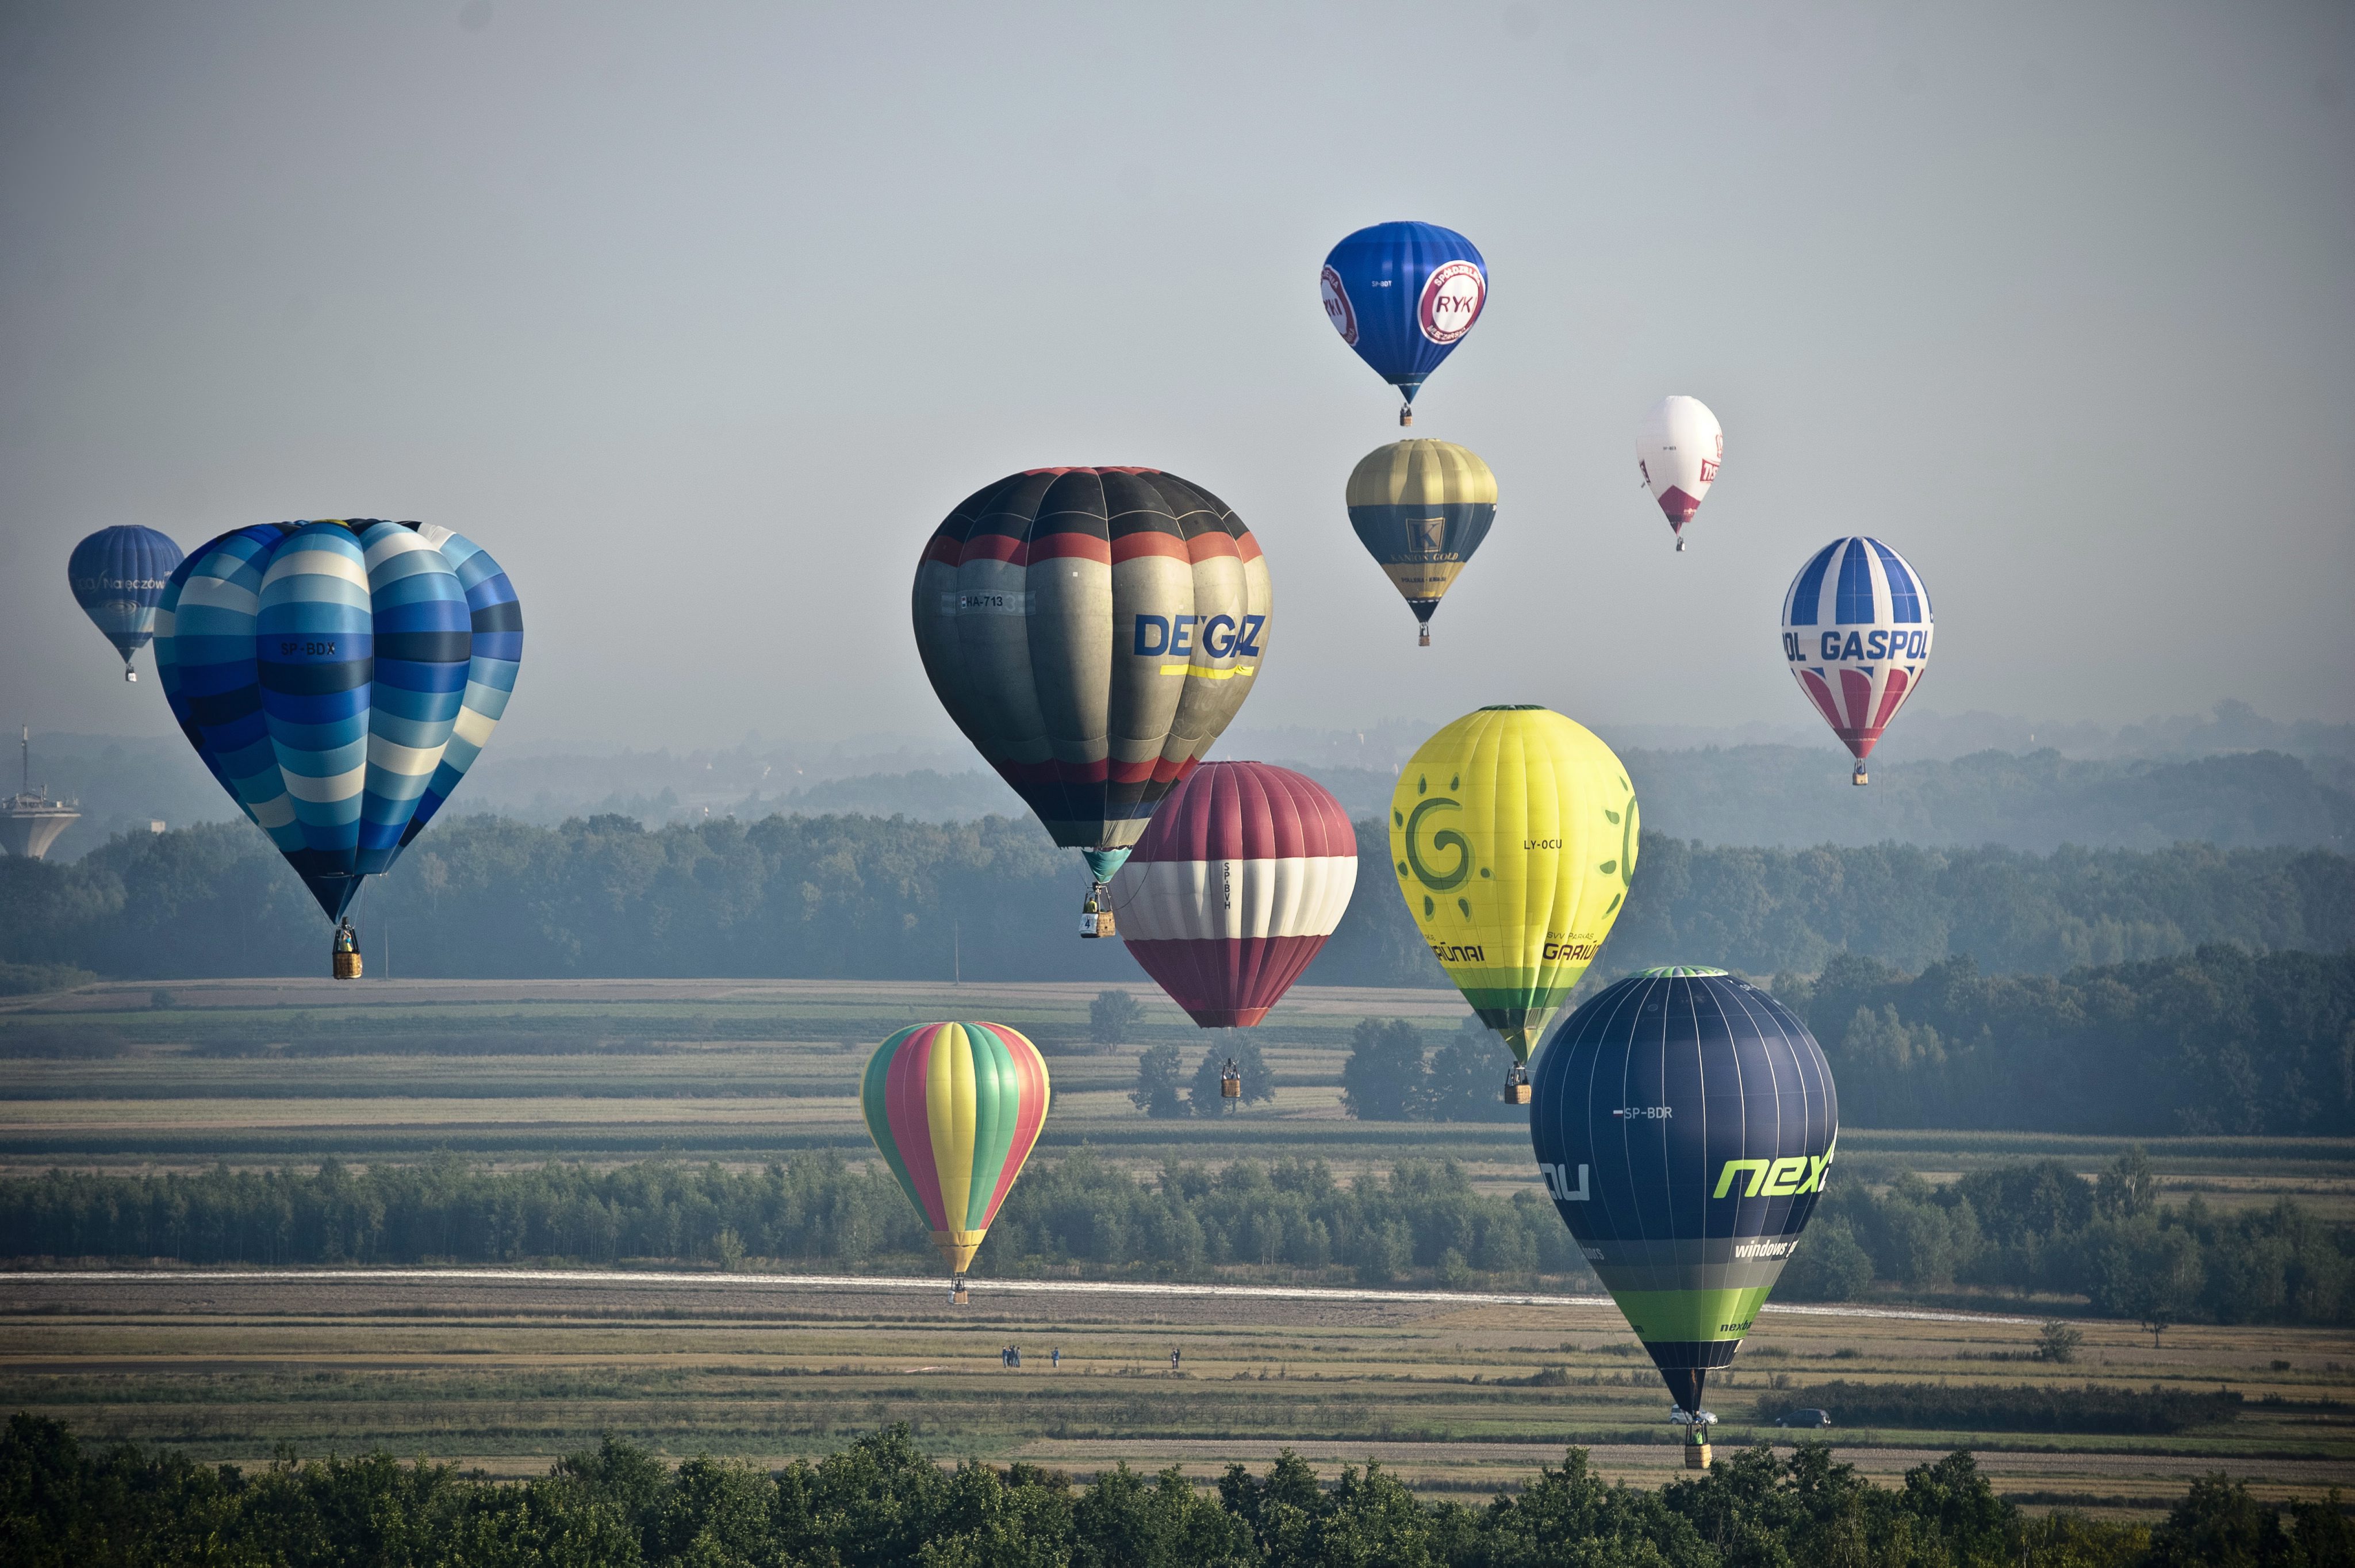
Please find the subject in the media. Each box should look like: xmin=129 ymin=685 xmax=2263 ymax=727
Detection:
xmin=4 ymin=976 xmax=2353 ymax=1520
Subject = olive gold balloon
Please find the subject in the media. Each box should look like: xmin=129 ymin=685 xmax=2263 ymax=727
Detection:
xmin=1345 ymin=440 xmax=1496 ymax=646
xmin=1388 ymin=706 xmax=1639 ymax=1097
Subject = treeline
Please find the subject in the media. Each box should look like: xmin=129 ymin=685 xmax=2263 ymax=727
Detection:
xmin=6 ymin=1149 xmax=2352 ymax=1329
xmin=0 ymin=1151 xmax=1586 ymax=1289
xmin=15 ymin=1416 xmax=2338 ymax=1568
xmin=1321 ymin=947 xmax=2355 ymax=1138
xmin=1796 ymin=1147 xmax=2355 ymax=1329
xmin=1776 ymin=946 xmax=2355 ymax=1135
xmin=3 ymin=811 xmax=2350 ymax=984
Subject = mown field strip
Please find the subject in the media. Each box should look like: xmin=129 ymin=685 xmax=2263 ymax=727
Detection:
xmin=0 ymin=1267 xmax=2040 ymax=1325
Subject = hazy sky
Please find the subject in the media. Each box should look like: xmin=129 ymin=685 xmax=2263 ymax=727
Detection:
xmin=4 ymin=1 xmax=2349 ymax=758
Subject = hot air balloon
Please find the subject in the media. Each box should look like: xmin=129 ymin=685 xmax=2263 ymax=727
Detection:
xmin=1345 ymin=440 xmax=1497 ymax=646
xmin=1778 ymin=536 xmax=1933 ymax=785
xmin=67 ymin=526 xmax=184 ymax=680
xmin=152 ymin=519 xmax=522 ymax=975
xmin=1530 ymin=967 xmax=1838 ymax=1467
xmin=1389 ymin=707 xmax=1639 ymax=1101
xmin=1320 ymin=222 xmax=1487 ymax=425
xmin=861 ymin=1020 xmax=1051 ymax=1304
xmin=913 ymin=468 xmax=1271 ymax=936
xmin=1109 ymin=761 xmax=1357 ymax=1032
xmin=1636 ymin=397 xmax=1723 ymax=551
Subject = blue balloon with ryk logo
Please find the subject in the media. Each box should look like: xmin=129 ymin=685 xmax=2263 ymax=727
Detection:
xmin=67 ymin=526 xmax=184 ymax=680
xmin=1319 ymin=221 xmax=1488 ymax=425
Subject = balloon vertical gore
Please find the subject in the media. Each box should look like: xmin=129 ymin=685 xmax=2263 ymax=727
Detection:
xmin=861 ymin=1021 xmax=1052 ymax=1275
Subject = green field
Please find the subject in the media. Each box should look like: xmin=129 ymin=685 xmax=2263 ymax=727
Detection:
xmin=4 ymin=976 xmax=2353 ymax=1519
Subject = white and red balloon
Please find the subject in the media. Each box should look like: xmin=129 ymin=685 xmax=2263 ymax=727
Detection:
xmin=1636 ymin=396 xmax=1724 ymax=551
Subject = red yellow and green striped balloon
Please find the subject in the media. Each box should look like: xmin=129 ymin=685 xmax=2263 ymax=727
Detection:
xmin=860 ymin=1022 xmax=1051 ymax=1276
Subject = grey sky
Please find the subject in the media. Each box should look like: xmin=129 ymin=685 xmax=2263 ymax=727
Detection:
xmin=3 ymin=1 xmax=2349 ymax=757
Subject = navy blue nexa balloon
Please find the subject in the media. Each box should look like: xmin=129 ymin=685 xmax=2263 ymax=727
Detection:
xmin=1319 ymin=221 xmax=1487 ymax=426
xmin=67 ymin=526 xmax=183 ymax=681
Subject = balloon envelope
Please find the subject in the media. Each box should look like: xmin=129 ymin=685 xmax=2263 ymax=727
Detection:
xmin=912 ymin=467 xmax=1270 ymax=881
xmin=1531 ymin=967 xmax=1838 ymax=1415
xmin=861 ymin=1021 xmax=1052 ymax=1274
xmin=152 ymin=519 xmax=523 ymax=920
xmin=1389 ymin=707 xmax=1639 ymax=1063
xmin=1345 ymin=440 xmax=1497 ymax=635
xmin=1779 ymin=536 xmax=1934 ymax=766
xmin=1320 ymin=222 xmax=1487 ymax=412
xmin=1636 ymin=397 xmax=1723 ymax=543
xmin=1111 ymin=761 xmax=1357 ymax=1028
xmin=67 ymin=526 xmax=184 ymax=670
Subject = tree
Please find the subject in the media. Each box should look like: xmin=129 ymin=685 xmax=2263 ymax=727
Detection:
xmin=1187 ymin=1038 xmax=1272 ymax=1113
xmin=1340 ymin=1019 xmax=1426 ymax=1121
xmin=1778 ymin=1217 xmax=1874 ymax=1302
xmin=1418 ymin=1023 xmax=1525 ymax=1122
xmin=2096 ymin=1144 xmax=2159 ymax=1221
xmin=1131 ymin=1044 xmax=1186 ymax=1119
xmin=2093 ymin=1220 xmax=2206 ymax=1346
xmin=2036 ymin=1319 xmax=2085 ymax=1364
xmin=1089 ymin=989 xmax=1143 ymax=1045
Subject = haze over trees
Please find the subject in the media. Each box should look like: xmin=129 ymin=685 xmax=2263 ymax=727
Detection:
xmin=2 ymin=812 xmax=2346 ymax=985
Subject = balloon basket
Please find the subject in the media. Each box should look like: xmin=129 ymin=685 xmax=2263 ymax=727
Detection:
xmin=1080 ymin=882 xmax=1115 ymax=938
xmin=950 ymin=1277 xmax=969 ymax=1305
xmin=1684 ymin=1441 xmax=1712 ymax=1470
xmin=1675 ymin=538 xmax=1686 ymax=553
xmin=125 ymin=668 xmax=138 ymax=683
xmin=1852 ymin=765 xmax=1870 ymax=787
xmin=1502 ymin=1065 xmax=1532 ymax=1105
xmin=332 ymin=949 xmax=363 ymax=982
xmin=1398 ymin=403 xmax=1413 ymax=427
xmin=1417 ymin=626 xmax=1430 ymax=647
xmin=1219 ymin=1057 xmax=1242 ymax=1099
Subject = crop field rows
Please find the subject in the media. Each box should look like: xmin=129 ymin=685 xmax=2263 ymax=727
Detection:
xmin=6 ymin=978 xmax=2352 ymax=1212
xmin=2 ymin=1271 xmax=2351 ymax=1519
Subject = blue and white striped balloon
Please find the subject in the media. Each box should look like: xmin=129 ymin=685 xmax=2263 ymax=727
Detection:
xmin=154 ymin=520 xmax=521 ymax=920
xmin=1778 ymin=536 xmax=1932 ymax=783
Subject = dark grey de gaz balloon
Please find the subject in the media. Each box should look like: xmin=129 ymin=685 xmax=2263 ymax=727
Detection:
xmin=1529 ymin=967 xmax=1838 ymax=1419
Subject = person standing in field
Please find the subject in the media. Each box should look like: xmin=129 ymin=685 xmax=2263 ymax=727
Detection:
xmin=1052 ymin=1347 xmax=1061 ymax=1370
xmin=1171 ymin=1348 xmax=1180 ymax=1374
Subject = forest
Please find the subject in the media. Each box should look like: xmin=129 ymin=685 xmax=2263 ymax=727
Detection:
xmin=1322 ymin=948 xmax=2355 ymax=1138
xmin=1 ymin=1414 xmax=2342 ymax=1567
xmin=1 ymin=810 xmax=2348 ymax=985
xmin=5 ymin=1144 xmax=2346 ymax=1331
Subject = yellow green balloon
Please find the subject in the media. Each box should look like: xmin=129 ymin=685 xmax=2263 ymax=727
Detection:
xmin=1388 ymin=706 xmax=1639 ymax=1063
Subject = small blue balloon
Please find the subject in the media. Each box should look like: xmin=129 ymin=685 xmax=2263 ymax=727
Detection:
xmin=67 ymin=526 xmax=184 ymax=676
xmin=1320 ymin=221 xmax=1487 ymax=422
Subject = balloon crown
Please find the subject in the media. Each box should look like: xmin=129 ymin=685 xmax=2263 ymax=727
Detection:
xmin=1635 ymin=966 xmax=1731 ymax=977
xmin=1478 ymin=704 xmax=1544 ymax=711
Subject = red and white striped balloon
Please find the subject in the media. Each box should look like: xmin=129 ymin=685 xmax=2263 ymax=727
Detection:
xmin=1110 ymin=762 xmax=1357 ymax=1028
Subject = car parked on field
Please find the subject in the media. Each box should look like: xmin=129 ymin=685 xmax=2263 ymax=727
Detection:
xmin=1775 ymin=1408 xmax=1833 ymax=1428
